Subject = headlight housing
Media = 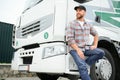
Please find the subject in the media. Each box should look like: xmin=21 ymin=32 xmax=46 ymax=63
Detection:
xmin=43 ymin=45 xmax=66 ymax=58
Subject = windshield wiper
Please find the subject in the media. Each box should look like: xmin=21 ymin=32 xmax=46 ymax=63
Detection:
xmin=35 ymin=0 xmax=43 ymax=5
xmin=22 ymin=7 xmax=31 ymax=14
xmin=22 ymin=0 xmax=43 ymax=14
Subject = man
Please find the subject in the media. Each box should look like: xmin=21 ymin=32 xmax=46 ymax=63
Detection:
xmin=66 ymin=5 xmax=105 ymax=80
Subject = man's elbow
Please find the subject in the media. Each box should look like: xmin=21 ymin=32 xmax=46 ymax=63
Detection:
xmin=68 ymin=39 xmax=76 ymax=46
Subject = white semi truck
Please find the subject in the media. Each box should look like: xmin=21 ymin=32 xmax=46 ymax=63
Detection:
xmin=11 ymin=0 xmax=120 ymax=80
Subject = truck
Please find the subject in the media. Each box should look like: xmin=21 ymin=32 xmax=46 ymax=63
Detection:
xmin=11 ymin=0 xmax=120 ymax=80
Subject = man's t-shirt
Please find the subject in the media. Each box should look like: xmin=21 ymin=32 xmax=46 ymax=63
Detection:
xmin=78 ymin=21 xmax=85 ymax=30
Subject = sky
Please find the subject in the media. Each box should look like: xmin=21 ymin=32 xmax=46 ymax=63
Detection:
xmin=0 ymin=0 xmax=26 ymax=24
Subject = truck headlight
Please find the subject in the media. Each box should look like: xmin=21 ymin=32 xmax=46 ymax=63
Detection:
xmin=43 ymin=45 xmax=66 ymax=58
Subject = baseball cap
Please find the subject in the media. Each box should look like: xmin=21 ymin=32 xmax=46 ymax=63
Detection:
xmin=74 ymin=5 xmax=86 ymax=11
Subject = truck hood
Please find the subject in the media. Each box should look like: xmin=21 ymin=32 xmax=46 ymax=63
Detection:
xmin=14 ymin=0 xmax=55 ymax=48
xmin=95 ymin=26 xmax=120 ymax=42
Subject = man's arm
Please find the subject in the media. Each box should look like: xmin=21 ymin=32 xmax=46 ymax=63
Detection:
xmin=70 ymin=44 xmax=85 ymax=59
xmin=90 ymin=24 xmax=99 ymax=50
xmin=93 ymin=34 xmax=98 ymax=47
xmin=66 ymin=22 xmax=85 ymax=59
xmin=90 ymin=34 xmax=98 ymax=50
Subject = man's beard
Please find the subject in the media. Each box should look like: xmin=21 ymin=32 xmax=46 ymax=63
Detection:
xmin=77 ymin=15 xmax=84 ymax=19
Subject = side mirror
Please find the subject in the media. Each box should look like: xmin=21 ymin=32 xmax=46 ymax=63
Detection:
xmin=95 ymin=16 xmax=101 ymax=23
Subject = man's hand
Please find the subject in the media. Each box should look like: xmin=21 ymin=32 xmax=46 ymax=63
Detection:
xmin=70 ymin=44 xmax=85 ymax=59
xmin=76 ymin=49 xmax=85 ymax=59
xmin=90 ymin=45 xmax=97 ymax=50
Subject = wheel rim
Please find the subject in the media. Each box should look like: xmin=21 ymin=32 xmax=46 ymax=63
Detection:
xmin=95 ymin=57 xmax=112 ymax=80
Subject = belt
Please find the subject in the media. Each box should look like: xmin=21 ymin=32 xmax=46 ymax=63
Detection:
xmin=79 ymin=45 xmax=91 ymax=51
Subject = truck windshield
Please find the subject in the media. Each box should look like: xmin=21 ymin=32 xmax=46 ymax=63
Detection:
xmin=23 ymin=0 xmax=43 ymax=13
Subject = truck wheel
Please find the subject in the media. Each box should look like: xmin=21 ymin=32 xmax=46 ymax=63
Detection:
xmin=90 ymin=48 xmax=116 ymax=80
xmin=37 ymin=73 xmax=59 ymax=80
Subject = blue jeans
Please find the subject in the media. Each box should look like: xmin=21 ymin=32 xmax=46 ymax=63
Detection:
xmin=70 ymin=48 xmax=105 ymax=80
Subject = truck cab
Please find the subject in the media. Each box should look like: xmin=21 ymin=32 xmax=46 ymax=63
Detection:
xmin=12 ymin=0 xmax=120 ymax=80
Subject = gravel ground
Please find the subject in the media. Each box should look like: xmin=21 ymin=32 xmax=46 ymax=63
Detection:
xmin=5 ymin=77 xmax=40 ymax=80
xmin=5 ymin=77 xmax=69 ymax=80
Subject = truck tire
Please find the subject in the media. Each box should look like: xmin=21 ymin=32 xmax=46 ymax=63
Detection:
xmin=37 ymin=73 xmax=59 ymax=80
xmin=90 ymin=48 xmax=116 ymax=80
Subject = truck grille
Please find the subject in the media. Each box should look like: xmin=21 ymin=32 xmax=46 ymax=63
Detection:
xmin=22 ymin=21 xmax=40 ymax=36
xmin=22 ymin=56 xmax=33 ymax=64
xmin=16 ymin=14 xmax=53 ymax=38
